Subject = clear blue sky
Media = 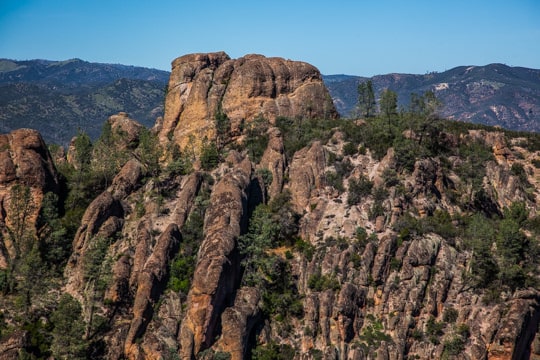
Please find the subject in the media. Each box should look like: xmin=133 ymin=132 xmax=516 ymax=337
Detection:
xmin=1 ymin=0 xmax=539 ymax=76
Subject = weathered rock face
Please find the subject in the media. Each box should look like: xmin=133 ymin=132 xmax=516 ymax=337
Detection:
xmin=0 ymin=128 xmax=60 ymax=267
xmin=259 ymin=127 xmax=287 ymax=199
xmin=159 ymin=52 xmax=338 ymax=151
xmin=179 ymin=152 xmax=253 ymax=358
xmin=288 ymin=141 xmax=327 ymax=214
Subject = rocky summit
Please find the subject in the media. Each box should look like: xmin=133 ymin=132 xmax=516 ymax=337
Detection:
xmin=0 ymin=53 xmax=540 ymax=360
xmin=158 ymin=52 xmax=338 ymax=151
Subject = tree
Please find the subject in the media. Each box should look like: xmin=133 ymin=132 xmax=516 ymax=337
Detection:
xmin=200 ymin=140 xmax=220 ymax=171
xmin=50 ymin=294 xmax=88 ymax=359
xmin=357 ymin=80 xmax=376 ymax=118
xmin=408 ymin=91 xmax=443 ymax=147
xmin=72 ymin=130 xmax=93 ymax=172
xmin=379 ymin=88 xmax=398 ymax=134
xmin=214 ymin=110 xmax=231 ymax=149
xmin=135 ymin=128 xmax=161 ymax=177
xmin=6 ymin=184 xmax=36 ymax=256
xmin=91 ymin=121 xmax=129 ymax=188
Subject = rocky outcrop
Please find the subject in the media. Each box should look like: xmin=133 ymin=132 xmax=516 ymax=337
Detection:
xmin=259 ymin=127 xmax=287 ymax=199
xmin=124 ymin=224 xmax=181 ymax=358
xmin=288 ymin=141 xmax=327 ymax=214
xmin=216 ymin=287 xmax=261 ymax=359
xmin=0 ymin=330 xmax=27 ymax=360
xmin=159 ymin=52 xmax=338 ymax=151
xmin=0 ymin=128 xmax=60 ymax=267
xmin=179 ymin=152 xmax=253 ymax=358
xmin=0 ymin=129 xmax=59 ymax=191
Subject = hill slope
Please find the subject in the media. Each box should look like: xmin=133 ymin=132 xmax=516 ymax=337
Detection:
xmin=324 ymin=64 xmax=540 ymax=132
xmin=0 ymin=58 xmax=169 ymax=144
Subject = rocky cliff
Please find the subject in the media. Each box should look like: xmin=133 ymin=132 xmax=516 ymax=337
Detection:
xmin=1 ymin=53 xmax=540 ymax=360
xmin=159 ymin=52 xmax=338 ymax=152
xmin=0 ymin=128 xmax=60 ymax=268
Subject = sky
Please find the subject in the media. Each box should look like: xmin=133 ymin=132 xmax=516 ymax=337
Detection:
xmin=0 ymin=0 xmax=539 ymax=76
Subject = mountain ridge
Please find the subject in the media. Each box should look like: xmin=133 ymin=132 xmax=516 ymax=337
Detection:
xmin=323 ymin=63 xmax=540 ymax=132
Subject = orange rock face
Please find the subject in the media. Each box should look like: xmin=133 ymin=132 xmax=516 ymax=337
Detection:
xmin=0 ymin=129 xmax=59 ymax=267
xmin=159 ymin=52 xmax=338 ymax=151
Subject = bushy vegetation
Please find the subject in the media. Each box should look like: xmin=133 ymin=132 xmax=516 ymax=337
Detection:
xmin=168 ymin=182 xmax=212 ymax=296
xmin=238 ymin=191 xmax=303 ymax=319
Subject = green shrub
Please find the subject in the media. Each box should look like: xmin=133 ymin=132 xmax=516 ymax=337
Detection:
xmin=325 ymin=171 xmax=344 ymax=192
xmin=426 ymin=316 xmax=445 ymax=344
xmin=252 ymin=342 xmax=296 ymax=360
xmin=511 ymin=162 xmax=531 ymax=186
xmin=368 ymin=201 xmax=385 ymax=221
xmin=443 ymin=307 xmax=459 ymax=323
xmin=343 ymin=142 xmax=357 ymax=156
xmin=347 ymin=176 xmax=373 ymax=205
xmin=307 ymin=272 xmax=340 ymax=292
xmin=443 ymin=335 xmax=465 ymax=357
xmin=200 ymin=141 xmax=220 ymax=170
xmin=294 ymin=238 xmax=314 ymax=261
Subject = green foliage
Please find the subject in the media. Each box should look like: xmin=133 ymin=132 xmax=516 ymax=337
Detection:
xmin=356 ymin=314 xmax=393 ymax=354
xmin=368 ymin=201 xmax=385 ymax=221
xmin=357 ymin=80 xmax=376 ymax=118
xmin=214 ymin=110 xmax=231 ymax=149
xmin=275 ymin=116 xmax=335 ymax=159
xmin=136 ymin=128 xmax=162 ymax=177
xmin=343 ymin=142 xmax=357 ymax=156
xmin=200 ymin=141 xmax=220 ymax=171
xmin=72 ymin=130 xmax=93 ymax=171
xmin=50 ymin=294 xmax=88 ymax=359
xmin=21 ymin=318 xmax=53 ymax=358
xmin=380 ymin=89 xmax=398 ymax=136
xmin=37 ymin=192 xmax=70 ymax=273
xmin=252 ymin=342 xmax=296 ymax=360
xmin=347 ymin=176 xmax=373 ymax=205
xmin=307 ymin=272 xmax=341 ymax=292
xmin=325 ymin=171 xmax=344 ymax=192
xmin=442 ymin=323 xmax=469 ymax=358
xmin=392 ymin=137 xmax=425 ymax=172
xmin=6 ymin=184 xmax=36 ymax=253
xmin=511 ymin=162 xmax=530 ymax=185
xmin=462 ymin=213 xmax=499 ymax=288
xmin=243 ymin=116 xmax=270 ymax=163
xmin=443 ymin=307 xmax=459 ymax=323
xmin=294 ymin=238 xmax=315 ymax=261
xmin=442 ymin=336 xmax=465 ymax=357
xmin=420 ymin=210 xmax=457 ymax=239
xmin=168 ymin=185 xmax=211 ymax=295
xmin=239 ymin=192 xmax=302 ymax=318
xmin=426 ymin=316 xmax=445 ymax=344
xmin=382 ymin=168 xmax=399 ymax=187
xmin=91 ymin=121 xmax=130 ymax=187
xmin=82 ymin=235 xmax=113 ymax=317
xmin=454 ymin=139 xmax=495 ymax=190
xmin=166 ymin=143 xmax=193 ymax=176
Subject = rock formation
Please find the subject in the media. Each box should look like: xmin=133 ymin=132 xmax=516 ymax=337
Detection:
xmin=159 ymin=52 xmax=338 ymax=151
xmin=0 ymin=128 xmax=59 ymax=267
xmin=2 ymin=53 xmax=540 ymax=360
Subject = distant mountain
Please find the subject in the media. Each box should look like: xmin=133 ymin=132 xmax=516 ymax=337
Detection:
xmin=0 ymin=59 xmax=169 ymax=144
xmin=1 ymin=59 xmax=539 ymax=146
xmin=323 ymin=64 xmax=540 ymax=132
